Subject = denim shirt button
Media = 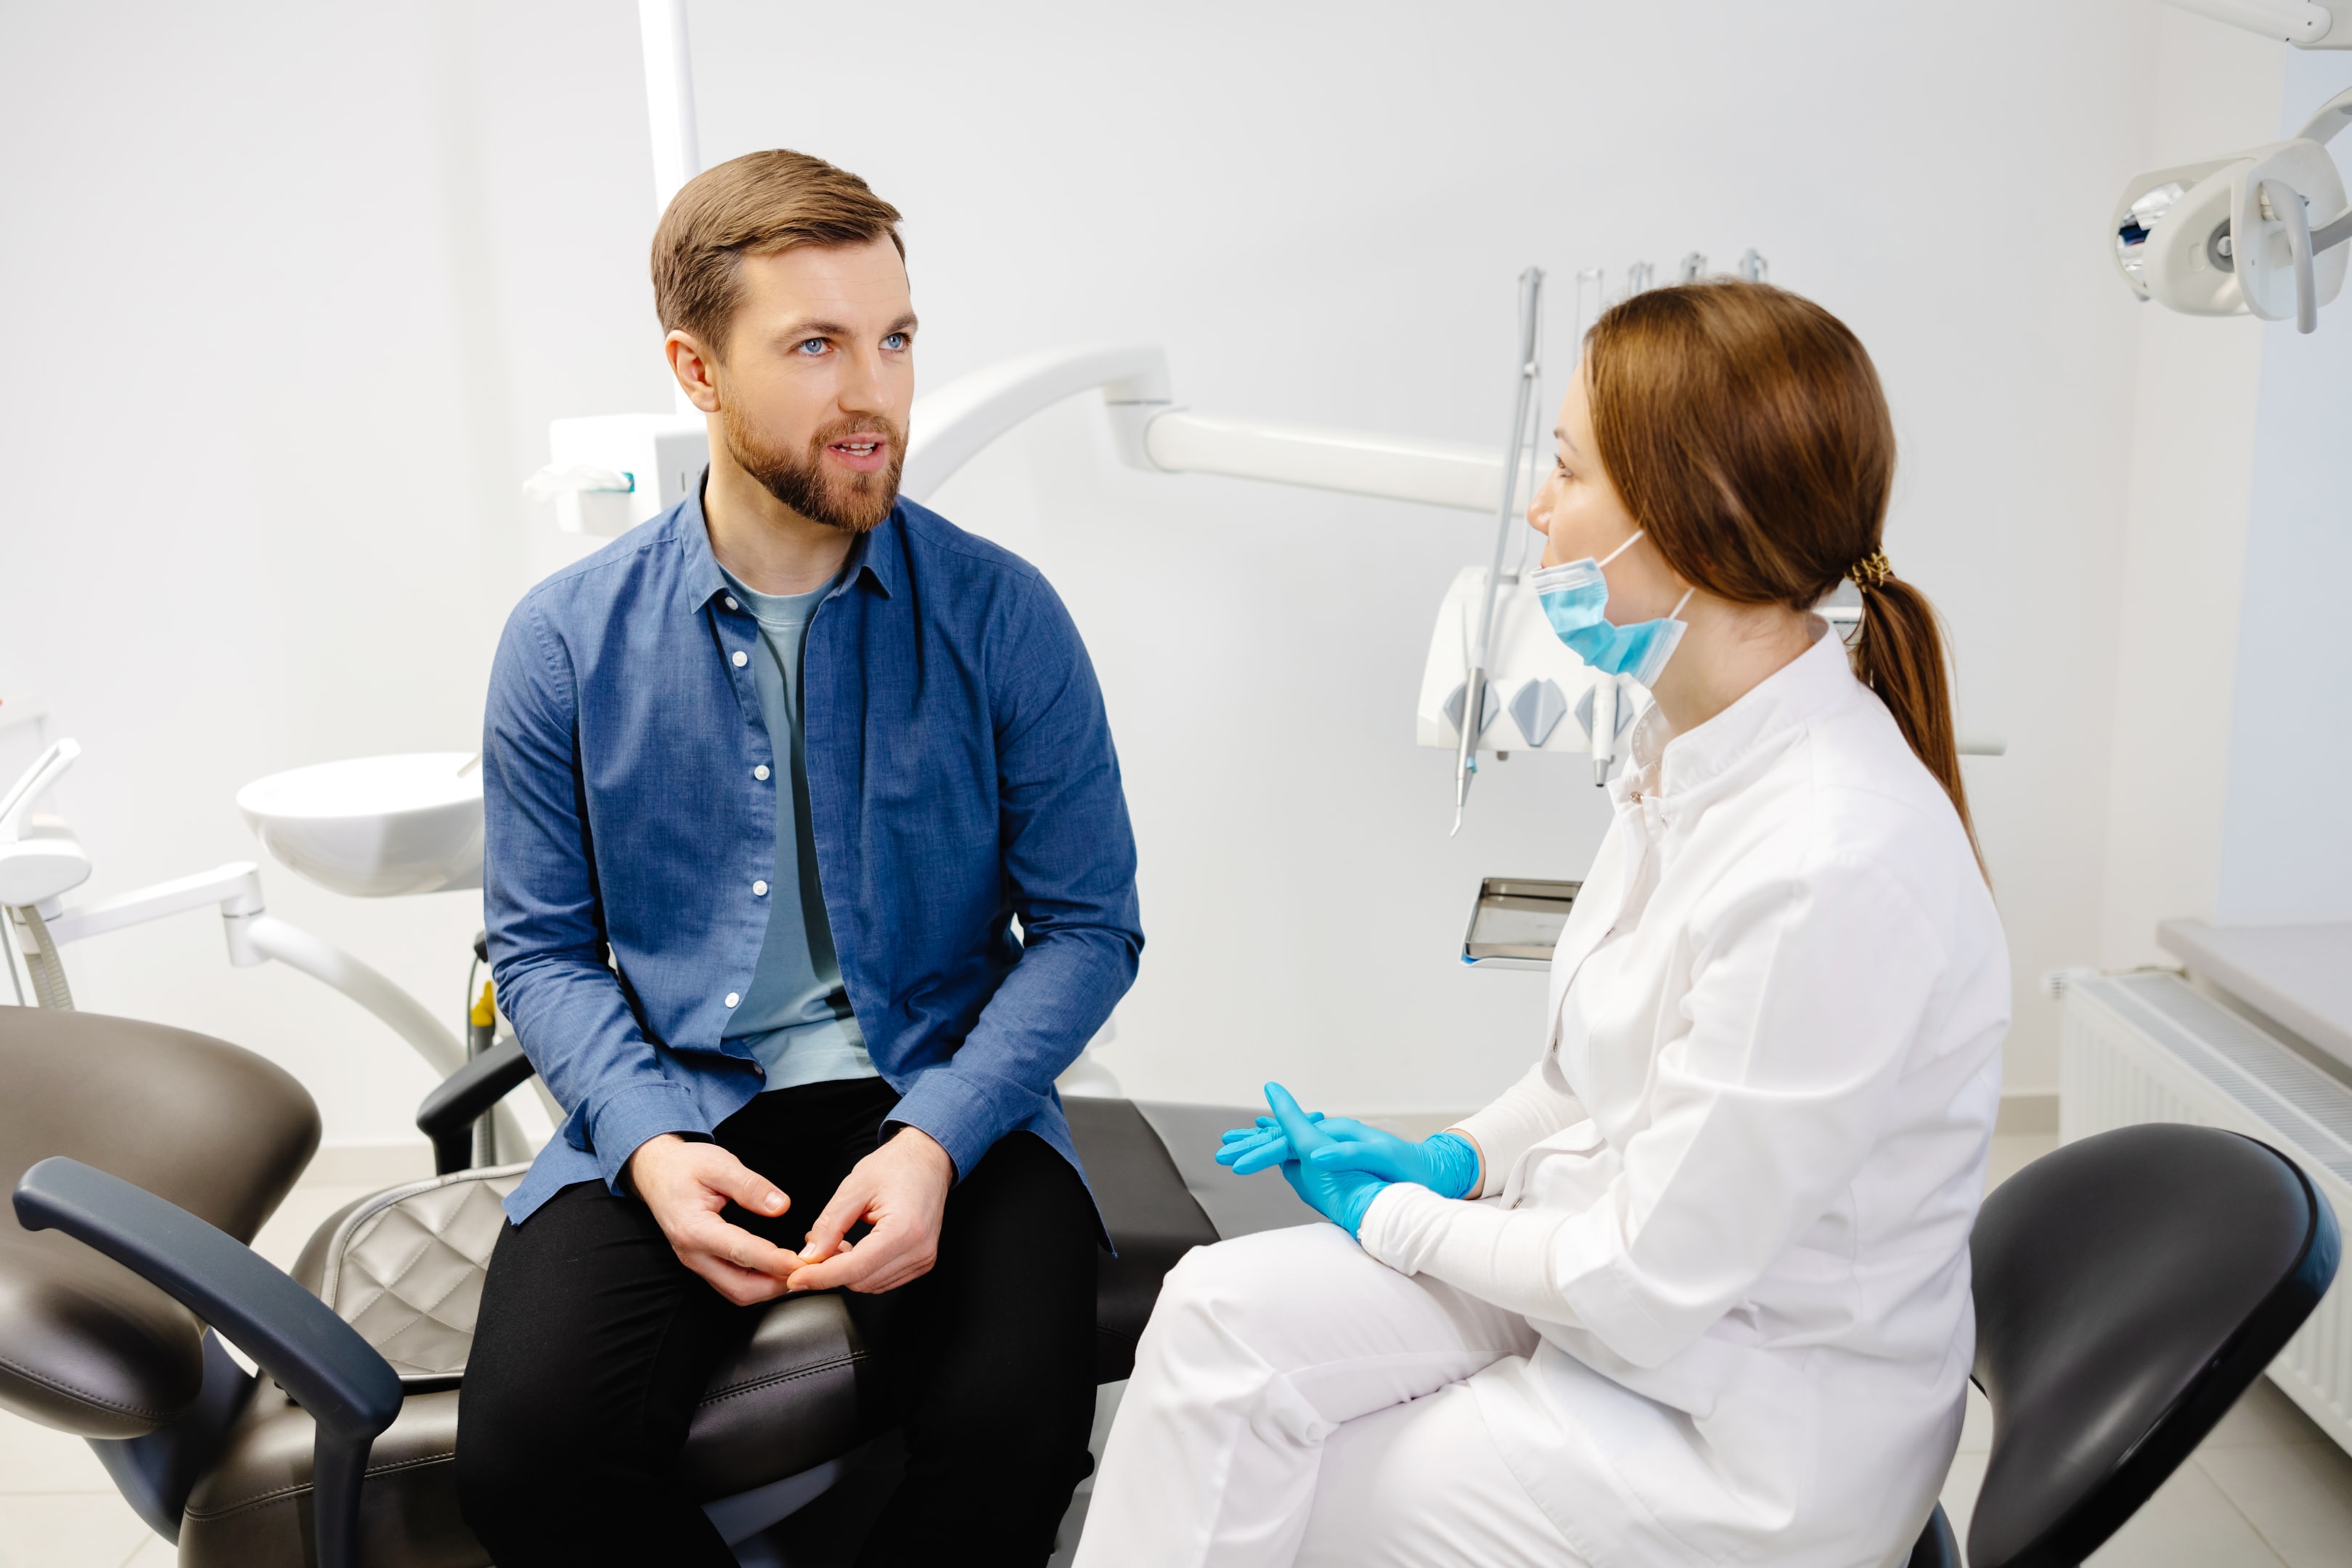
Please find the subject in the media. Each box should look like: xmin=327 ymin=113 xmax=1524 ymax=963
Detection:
xmin=754 ymin=764 xmax=770 ymax=781
xmin=732 ymin=650 xmax=748 ymax=668
xmin=724 ymin=992 xmax=740 ymax=1008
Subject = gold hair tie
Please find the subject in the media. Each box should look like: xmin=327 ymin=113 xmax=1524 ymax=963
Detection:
xmin=1848 ymin=550 xmax=1892 ymax=589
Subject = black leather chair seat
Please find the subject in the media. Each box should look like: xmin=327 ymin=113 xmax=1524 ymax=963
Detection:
xmin=180 ymin=1291 xmax=871 ymax=1568
xmin=181 ymin=1384 xmax=470 ymax=1568
xmin=170 ymin=1095 xmax=1267 ymax=1566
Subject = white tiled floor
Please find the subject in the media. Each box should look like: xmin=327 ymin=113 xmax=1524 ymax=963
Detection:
xmin=12 ymin=1135 xmax=2352 ymax=1565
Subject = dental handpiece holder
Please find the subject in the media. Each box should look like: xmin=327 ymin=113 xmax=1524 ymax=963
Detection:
xmin=1418 ymin=567 xmax=1648 ymax=785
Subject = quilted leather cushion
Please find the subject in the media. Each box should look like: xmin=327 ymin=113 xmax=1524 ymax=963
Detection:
xmin=314 ymin=1111 xmax=1243 ymax=1391
xmin=306 ymin=1167 xmax=526 ymax=1389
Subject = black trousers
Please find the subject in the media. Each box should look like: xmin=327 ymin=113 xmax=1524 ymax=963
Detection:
xmin=454 ymin=1078 xmax=1100 ymax=1567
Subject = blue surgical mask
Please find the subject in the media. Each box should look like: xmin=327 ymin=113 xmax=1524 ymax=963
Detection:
xmin=1531 ymin=531 xmax=1695 ymax=690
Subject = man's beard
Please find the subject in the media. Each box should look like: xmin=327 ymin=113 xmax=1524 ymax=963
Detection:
xmin=720 ymin=405 xmax=905 ymax=534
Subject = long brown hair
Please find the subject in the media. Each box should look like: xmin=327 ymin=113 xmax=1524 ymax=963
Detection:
xmin=1583 ymin=280 xmax=1981 ymax=869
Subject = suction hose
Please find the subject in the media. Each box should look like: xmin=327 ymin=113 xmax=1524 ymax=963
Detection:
xmin=6 ymin=905 xmax=74 ymax=1010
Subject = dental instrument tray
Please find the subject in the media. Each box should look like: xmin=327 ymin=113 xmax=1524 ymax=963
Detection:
xmin=1461 ymin=877 xmax=1579 ymax=970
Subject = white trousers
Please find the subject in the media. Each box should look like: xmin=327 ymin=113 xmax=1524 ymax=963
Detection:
xmin=1074 ymin=1224 xmax=1588 ymax=1568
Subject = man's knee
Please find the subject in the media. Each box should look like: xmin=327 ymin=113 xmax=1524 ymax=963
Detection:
xmin=456 ymin=1360 xmax=606 ymax=1509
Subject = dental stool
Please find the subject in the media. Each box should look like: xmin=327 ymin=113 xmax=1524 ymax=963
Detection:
xmin=0 ymin=1007 xmax=1310 ymax=1567
xmin=1904 ymin=1122 xmax=2339 ymax=1568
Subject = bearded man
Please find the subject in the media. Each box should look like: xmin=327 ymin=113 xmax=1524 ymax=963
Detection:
xmin=454 ymin=150 xmax=1140 ymax=1567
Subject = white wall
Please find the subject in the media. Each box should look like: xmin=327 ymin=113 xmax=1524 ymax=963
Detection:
xmin=0 ymin=0 xmax=2269 ymax=1146
xmin=2216 ymin=48 xmax=2352 ymax=926
xmin=2098 ymin=17 xmax=2282 ymax=969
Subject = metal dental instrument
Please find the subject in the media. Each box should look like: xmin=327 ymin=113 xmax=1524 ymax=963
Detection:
xmin=1453 ymin=266 xmax=1548 ymax=836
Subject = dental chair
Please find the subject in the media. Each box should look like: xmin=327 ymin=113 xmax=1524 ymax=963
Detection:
xmin=13 ymin=1007 xmax=2335 ymax=1568
xmin=0 ymin=1005 xmax=1312 ymax=1567
xmin=1903 ymin=1121 xmax=2340 ymax=1568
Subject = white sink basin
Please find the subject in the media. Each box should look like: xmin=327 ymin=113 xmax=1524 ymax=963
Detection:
xmin=237 ymin=753 xmax=484 ymax=897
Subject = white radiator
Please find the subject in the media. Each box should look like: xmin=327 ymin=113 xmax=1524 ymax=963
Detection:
xmin=2062 ymin=970 xmax=2352 ymax=1454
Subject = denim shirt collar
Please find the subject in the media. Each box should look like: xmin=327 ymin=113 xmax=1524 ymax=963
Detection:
xmin=674 ymin=475 xmax=901 ymax=611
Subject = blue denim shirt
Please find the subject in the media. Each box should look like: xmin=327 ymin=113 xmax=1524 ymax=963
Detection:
xmin=482 ymin=486 xmax=1142 ymax=1224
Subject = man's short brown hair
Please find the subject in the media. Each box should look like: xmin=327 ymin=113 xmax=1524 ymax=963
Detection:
xmin=651 ymin=149 xmax=904 ymax=356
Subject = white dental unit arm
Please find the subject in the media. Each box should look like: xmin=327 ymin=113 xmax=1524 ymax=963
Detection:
xmin=533 ymin=346 xmax=1662 ymax=774
xmin=2116 ymin=3 xmax=2352 ymax=332
xmin=532 ymin=3 xmax=2000 ymax=820
xmin=536 ymin=346 xmax=2006 ymax=788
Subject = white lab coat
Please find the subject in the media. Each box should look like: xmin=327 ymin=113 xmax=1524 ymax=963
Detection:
xmin=1079 ymin=623 xmax=2009 ymax=1568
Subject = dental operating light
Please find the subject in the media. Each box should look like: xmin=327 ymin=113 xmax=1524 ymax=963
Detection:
xmin=2115 ymin=3 xmax=2352 ymax=331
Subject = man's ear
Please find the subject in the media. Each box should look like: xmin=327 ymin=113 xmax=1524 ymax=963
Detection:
xmin=666 ymin=330 xmax=722 ymax=414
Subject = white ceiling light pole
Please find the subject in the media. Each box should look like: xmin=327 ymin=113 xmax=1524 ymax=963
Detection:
xmin=638 ymin=0 xmax=701 ymax=216
xmin=2166 ymin=0 xmax=2352 ymax=45
xmin=640 ymin=0 xmax=702 ymax=415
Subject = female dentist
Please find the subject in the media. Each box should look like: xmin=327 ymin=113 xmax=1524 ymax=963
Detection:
xmin=1074 ymin=280 xmax=2009 ymax=1568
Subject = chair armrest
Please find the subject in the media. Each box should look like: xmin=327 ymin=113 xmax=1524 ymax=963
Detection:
xmin=13 ymin=1157 xmax=401 ymax=1568
xmin=416 ymin=1037 xmax=534 ymax=1175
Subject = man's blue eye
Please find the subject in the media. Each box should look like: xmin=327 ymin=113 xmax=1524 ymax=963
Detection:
xmin=883 ymin=332 xmax=908 ymax=351
xmin=797 ymin=339 xmax=827 ymax=355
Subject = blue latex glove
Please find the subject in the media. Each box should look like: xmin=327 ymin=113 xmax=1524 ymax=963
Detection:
xmin=1217 ymin=1111 xmax=1327 ymax=1174
xmin=1219 ymin=1114 xmax=1480 ymax=1199
xmin=1258 ymin=1083 xmax=1389 ymax=1236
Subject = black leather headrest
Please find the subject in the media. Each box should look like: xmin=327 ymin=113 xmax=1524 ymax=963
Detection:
xmin=0 ymin=1008 xmax=318 ymax=1437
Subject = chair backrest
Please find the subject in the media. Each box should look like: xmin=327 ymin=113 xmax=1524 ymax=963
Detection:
xmin=1967 ymin=1123 xmax=2338 ymax=1568
xmin=0 ymin=1008 xmax=318 ymax=1437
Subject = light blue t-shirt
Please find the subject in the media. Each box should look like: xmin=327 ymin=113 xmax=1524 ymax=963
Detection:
xmin=716 ymin=563 xmax=878 ymax=1090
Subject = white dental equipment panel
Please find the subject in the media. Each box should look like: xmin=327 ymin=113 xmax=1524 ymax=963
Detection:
xmin=536 ymin=413 xmax=710 ymax=536
xmin=1416 ymin=566 xmax=1643 ymax=767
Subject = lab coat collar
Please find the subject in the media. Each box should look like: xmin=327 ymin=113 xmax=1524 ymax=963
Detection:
xmin=674 ymin=473 xmax=900 ymax=611
xmin=1612 ymin=618 xmax=1856 ymax=817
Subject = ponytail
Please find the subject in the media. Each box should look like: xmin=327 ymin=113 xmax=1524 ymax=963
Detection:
xmin=1585 ymin=280 xmax=1986 ymax=882
xmin=1850 ymin=559 xmax=1983 ymax=878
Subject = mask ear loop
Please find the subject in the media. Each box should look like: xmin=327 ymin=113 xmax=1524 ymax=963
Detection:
xmin=1596 ymin=531 xmax=1694 ymax=620
xmin=1597 ymin=529 xmax=1646 ymax=568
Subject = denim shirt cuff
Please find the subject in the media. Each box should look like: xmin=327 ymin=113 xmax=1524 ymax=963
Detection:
xmin=885 ymin=1069 xmax=1029 ymax=1183
xmin=587 ymin=1082 xmax=714 ymax=1194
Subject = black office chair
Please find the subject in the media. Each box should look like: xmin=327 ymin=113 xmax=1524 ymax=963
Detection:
xmin=0 ymin=1006 xmax=1312 ymax=1567
xmin=1905 ymin=1122 xmax=2340 ymax=1567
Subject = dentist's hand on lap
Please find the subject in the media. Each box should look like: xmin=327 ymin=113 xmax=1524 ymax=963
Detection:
xmin=784 ymin=1127 xmax=955 ymax=1294
xmin=626 ymin=1133 xmax=806 ymax=1306
xmin=1258 ymin=1083 xmax=1391 ymax=1238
